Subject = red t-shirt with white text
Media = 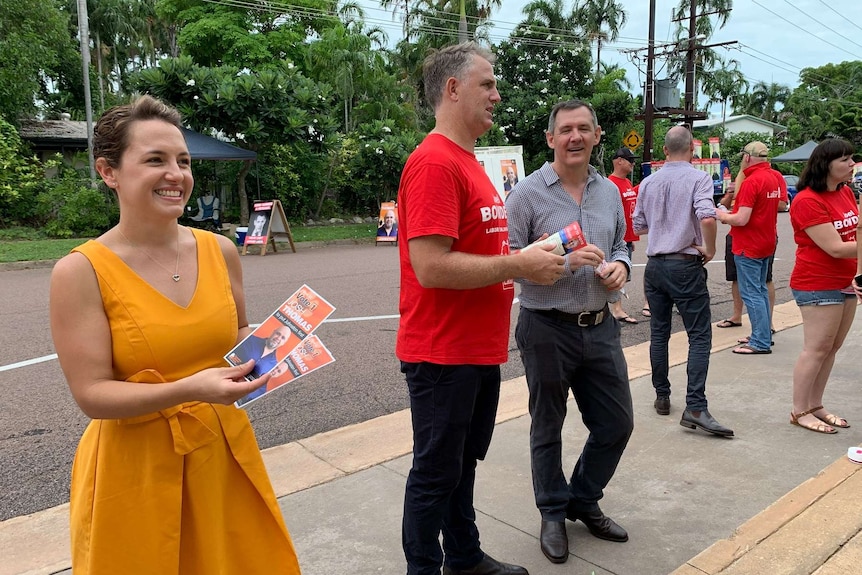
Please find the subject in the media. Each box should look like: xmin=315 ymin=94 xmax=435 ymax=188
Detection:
xmin=396 ymin=134 xmax=515 ymax=365
xmin=608 ymin=174 xmax=639 ymax=243
xmin=730 ymin=162 xmax=781 ymax=258
xmin=789 ymin=186 xmax=858 ymax=291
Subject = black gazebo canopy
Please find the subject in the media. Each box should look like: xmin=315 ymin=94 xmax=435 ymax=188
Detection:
xmin=181 ymin=128 xmax=256 ymax=161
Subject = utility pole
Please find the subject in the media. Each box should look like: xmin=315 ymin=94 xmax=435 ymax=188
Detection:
xmin=630 ymin=2 xmax=736 ymax=165
xmin=684 ymin=0 xmax=697 ymax=117
xmin=643 ymin=0 xmax=656 ymax=164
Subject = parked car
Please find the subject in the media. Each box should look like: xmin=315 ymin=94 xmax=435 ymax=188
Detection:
xmin=852 ymin=172 xmax=862 ymax=198
xmin=784 ymin=175 xmax=799 ymax=210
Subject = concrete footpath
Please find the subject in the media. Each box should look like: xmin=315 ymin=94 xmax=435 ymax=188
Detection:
xmin=4 ymin=301 xmax=862 ymax=575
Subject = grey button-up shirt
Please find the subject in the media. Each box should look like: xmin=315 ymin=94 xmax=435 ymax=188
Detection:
xmin=506 ymin=162 xmax=630 ymax=314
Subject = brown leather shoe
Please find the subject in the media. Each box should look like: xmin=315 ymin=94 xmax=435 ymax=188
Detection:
xmin=540 ymin=520 xmax=568 ymax=563
xmin=442 ymin=553 xmax=529 ymax=575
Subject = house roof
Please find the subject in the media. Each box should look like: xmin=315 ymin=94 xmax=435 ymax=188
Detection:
xmin=18 ymin=120 xmax=256 ymax=161
xmin=692 ymin=114 xmax=787 ymax=132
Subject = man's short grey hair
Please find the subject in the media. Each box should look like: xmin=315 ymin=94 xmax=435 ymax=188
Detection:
xmin=547 ymin=99 xmax=598 ymax=133
xmin=664 ymin=125 xmax=693 ymax=155
xmin=423 ymin=42 xmax=495 ymax=110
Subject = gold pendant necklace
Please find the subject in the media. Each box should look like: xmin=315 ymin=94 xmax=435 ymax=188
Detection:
xmin=117 ymin=228 xmax=181 ymax=282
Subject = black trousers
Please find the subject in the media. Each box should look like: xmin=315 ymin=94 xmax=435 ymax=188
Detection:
xmin=401 ymin=362 xmax=500 ymax=575
xmin=515 ymin=308 xmax=634 ymax=521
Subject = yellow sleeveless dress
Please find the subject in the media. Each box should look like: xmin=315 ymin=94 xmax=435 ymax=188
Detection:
xmin=69 ymin=229 xmax=300 ymax=574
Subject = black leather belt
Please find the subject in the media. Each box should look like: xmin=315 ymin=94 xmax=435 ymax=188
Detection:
xmin=651 ymin=253 xmax=702 ymax=262
xmin=531 ymin=305 xmax=609 ymax=327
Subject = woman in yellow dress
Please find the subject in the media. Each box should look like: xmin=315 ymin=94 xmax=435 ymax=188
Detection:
xmin=49 ymin=95 xmax=301 ymax=574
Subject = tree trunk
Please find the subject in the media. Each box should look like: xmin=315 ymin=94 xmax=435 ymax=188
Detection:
xmin=95 ymin=31 xmax=105 ymax=111
xmin=237 ymin=159 xmax=252 ymax=225
xmin=596 ymin=36 xmax=602 ymax=77
xmin=458 ymin=0 xmax=468 ymax=42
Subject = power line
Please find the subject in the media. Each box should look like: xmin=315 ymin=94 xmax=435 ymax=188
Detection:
xmin=750 ymin=0 xmax=862 ymax=60
xmin=781 ymin=0 xmax=862 ymax=52
xmin=815 ymin=0 xmax=862 ymax=34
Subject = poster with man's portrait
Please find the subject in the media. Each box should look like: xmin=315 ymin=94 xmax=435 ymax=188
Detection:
xmin=376 ymin=201 xmax=398 ymax=242
xmin=245 ymin=202 xmax=272 ymax=245
xmin=501 ymin=160 xmax=519 ymax=195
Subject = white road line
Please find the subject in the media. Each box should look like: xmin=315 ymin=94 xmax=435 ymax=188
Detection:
xmin=0 ymin=354 xmax=58 ymax=372
xmin=0 ymin=315 xmax=402 ymax=372
xmin=1 ymin=259 xmax=782 ymax=373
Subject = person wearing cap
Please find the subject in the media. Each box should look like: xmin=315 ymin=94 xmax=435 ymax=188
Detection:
xmin=507 ymin=99 xmax=633 ymax=565
xmin=633 ymin=125 xmax=733 ymax=437
xmin=717 ymin=164 xmax=787 ymax=336
xmin=608 ymin=147 xmax=641 ymax=324
xmin=716 ymin=141 xmax=782 ymax=355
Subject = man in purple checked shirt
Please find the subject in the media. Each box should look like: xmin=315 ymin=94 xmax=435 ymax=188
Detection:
xmin=633 ymin=125 xmax=734 ymax=438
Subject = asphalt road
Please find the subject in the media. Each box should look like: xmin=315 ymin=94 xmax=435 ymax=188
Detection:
xmin=0 ymin=216 xmax=798 ymax=521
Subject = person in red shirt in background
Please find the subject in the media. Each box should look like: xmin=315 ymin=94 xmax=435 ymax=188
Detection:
xmin=717 ymin=141 xmax=781 ymax=354
xmin=608 ymin=147 xmax=640 ymax=324
xmin=789 ymin=139 xmax=857 ymax=434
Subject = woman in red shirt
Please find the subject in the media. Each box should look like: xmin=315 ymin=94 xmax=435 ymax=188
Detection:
xmin=789 ymin=138 xmax=857 ymax=434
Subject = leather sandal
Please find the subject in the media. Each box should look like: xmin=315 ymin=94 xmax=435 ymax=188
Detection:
xmin=790 ymin=407 xmax=837 ymax=434
xmin=812 ymin=406 xmax=850 ymax=428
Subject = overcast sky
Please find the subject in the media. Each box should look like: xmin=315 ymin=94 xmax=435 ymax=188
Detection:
xmin=361 ymin=0 xmax=862 ymax=117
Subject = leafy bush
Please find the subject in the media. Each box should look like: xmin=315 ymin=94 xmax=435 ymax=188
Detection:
xmin=0 ymin=116 xmax=46 ymax=226
xmin=340 ymin=121 xmax=421 ymax=215
xmin=36 ymin=173 xmax=117 ymax=237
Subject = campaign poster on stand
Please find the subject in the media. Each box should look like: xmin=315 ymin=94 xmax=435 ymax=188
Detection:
xmin=376 ymin=201 xmax=398 ymax=242
xmin=476 ymin=145 xmax=525 ymax=201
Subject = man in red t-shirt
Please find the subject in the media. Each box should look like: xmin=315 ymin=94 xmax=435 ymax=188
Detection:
xmin=396 ymin=42 xmax=564 ymax=575
xmin=607 ymin=147 xmax=640 ymax=323
xmin=717 ymin=141 xmax=780 ymax=354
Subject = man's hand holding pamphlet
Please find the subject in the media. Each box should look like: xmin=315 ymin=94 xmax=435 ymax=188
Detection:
xmin=519 ymin=221 xmax=615 ymax=281
xmin=225 ymin=284 xmax=336 ymax=407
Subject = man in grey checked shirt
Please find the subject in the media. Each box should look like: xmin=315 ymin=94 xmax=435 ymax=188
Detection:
xmin=632 ymin=125 xmax=733 ymax=438
xmin=506 ymin=99 xmax=634 ymax=565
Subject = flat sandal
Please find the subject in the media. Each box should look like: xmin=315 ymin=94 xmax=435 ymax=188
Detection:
xmin=790 ymin=407 xmax=837 ymax=434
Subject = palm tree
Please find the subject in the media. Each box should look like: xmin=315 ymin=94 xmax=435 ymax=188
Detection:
xmin=523 ymin=0 xmax=576 ymax=31
xmin=747 ymin=81 xmax=792 ymax=124
xmin=575 ymin=0 xmax=627 ymax=77
xmin=701 ymin=57 xmax=747 ymax=132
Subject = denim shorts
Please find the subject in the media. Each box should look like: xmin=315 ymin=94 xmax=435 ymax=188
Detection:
xmin=791 ymin=288 xmax=855 ymax=307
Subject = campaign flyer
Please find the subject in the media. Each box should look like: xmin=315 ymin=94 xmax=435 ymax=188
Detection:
xmin=224 ymin=284 xmax=335 ymax=382
xmin=235 ymin=335 xmax=335 ymax=407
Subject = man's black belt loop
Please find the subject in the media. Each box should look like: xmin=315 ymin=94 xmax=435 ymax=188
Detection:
xmin=530 ymin=305 xmax=609 ymax=327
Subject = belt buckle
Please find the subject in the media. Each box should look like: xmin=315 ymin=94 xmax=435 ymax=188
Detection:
xmin=577 ymin=311 xmax=592 ymax=327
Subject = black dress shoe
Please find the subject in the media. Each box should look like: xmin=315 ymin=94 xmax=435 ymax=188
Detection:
xmin=442 ymin=553 xmax=529 ymax=575
xmin=654 ymin=396 xmax=670 ymax=415
xmin=680 ymin=409 xmax=734 ymax=437
xmin=565 ymin=505 xmax=628 ymax=542
xmin=540 ymin=520 xmax=568 ymax=563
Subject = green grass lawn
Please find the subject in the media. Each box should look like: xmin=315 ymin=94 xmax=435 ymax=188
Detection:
xmin=0 ymin=222 xmax=379 ymax=263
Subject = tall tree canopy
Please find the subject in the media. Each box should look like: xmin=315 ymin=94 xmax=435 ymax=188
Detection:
xmin=0 ymin=0 xmax=74 ymax=121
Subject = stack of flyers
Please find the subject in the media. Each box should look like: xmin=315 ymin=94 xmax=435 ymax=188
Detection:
xmin=235 ymin=335 xmax=335 ymax=407
xmin=224 ymin=284 xmax=336 ymax=407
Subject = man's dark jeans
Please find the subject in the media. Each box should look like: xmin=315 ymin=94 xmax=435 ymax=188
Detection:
xmin=515 ymin=308 xmax=633 ymax=520
xmin=644 ymin=257 xmax=711 ymax=410
xmin=401 ymin=362 xmax=500 ymax=575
